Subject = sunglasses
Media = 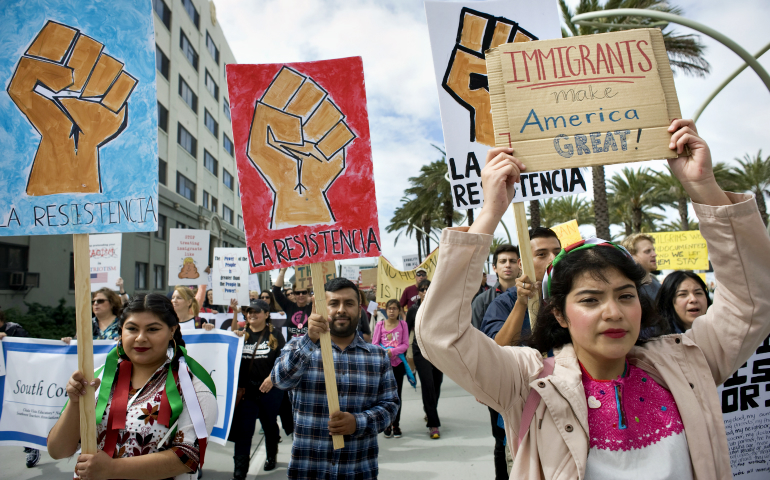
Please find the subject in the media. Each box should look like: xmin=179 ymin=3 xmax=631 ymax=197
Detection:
xmin=92 ymin=298 xmax=107 ymax=305
xmin=419 ymin=288 xmax=429 ymax=292
xmin=285 ymin=291 xmax=294 ymax=295
xmin=294 ymin=291 xmax=309 ymax=295
xmin=415 ymin=272 xmax=427 ymax=277
xmin=259 ymin=296 xmax=270 ymax=300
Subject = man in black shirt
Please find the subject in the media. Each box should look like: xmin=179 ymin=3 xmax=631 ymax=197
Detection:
xmin=273 ymin=268 xmax=313 ymax=341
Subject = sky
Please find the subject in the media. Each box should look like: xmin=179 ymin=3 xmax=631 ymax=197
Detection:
xmin=215 ymin=0 xmax=770 ymax=272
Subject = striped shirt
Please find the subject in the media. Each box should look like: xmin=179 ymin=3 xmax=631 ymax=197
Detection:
xmin=272 ymin=333 xmax=398 ymax=479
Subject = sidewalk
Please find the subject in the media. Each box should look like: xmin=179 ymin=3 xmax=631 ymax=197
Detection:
xmin=0 ymin=376 xmax=496 ymax=479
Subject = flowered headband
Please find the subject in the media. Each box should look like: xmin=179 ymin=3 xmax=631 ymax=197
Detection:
xmin=542 ymin=238 xmax=633 ymax=300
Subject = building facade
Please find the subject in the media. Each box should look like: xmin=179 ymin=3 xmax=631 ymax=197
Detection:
xmin=0 ymin=0 xmax=258 ymax=311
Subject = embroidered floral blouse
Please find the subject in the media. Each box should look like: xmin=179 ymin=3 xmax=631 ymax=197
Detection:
xmin=93 ymin=359 xmax=217 ymax=479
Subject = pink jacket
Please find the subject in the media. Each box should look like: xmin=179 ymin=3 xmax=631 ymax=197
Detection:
xmin=373 ymin=320 xmax=409 ymax=367
xmin=415 ymin=193 xmax=770 ymax=480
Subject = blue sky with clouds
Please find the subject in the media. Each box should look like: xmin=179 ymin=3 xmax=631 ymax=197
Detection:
xmin=216 ymin=0 xmax=770 ymax=271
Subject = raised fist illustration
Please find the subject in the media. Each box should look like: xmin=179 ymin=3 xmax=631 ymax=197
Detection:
xmin=248 ymin=66 xmax=355 ymax=229
xmin=8 ymin=21 xmax=137 ymax=196
xmin=442 ymin=8 xmax=536 ymax=146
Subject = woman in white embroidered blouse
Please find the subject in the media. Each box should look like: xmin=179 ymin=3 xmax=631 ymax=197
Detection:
xmin=48 ymin=293 xmax=217 ymax=480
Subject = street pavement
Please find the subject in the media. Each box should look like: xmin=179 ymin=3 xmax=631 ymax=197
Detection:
xmin=0 ymin=375 xmax=496 ymax=479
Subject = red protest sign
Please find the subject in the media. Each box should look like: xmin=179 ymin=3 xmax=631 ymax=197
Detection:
xmin=226 ymin=57 xmax=381 ymax=273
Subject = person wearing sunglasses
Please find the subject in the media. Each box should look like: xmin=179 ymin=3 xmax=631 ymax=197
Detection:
xmin=399 ymin=267 xmax=428 ymax=312
xmin=273 ymin=267 xmax=313 ymax=341
xmin=61 ymin=288 xmax=123 ymax=345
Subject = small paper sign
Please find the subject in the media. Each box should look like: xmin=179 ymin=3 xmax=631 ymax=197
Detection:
xmin=168 ymin=229 xmax=210 ymax=286
xmin=212 ymin=248 xmax=250 ymax=306
xmin=89 ymin=233 xmax=122 ymax=292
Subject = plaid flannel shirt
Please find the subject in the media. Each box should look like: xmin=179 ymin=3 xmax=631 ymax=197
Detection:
xmin=271 ymin=333 xmax=399 ymax=479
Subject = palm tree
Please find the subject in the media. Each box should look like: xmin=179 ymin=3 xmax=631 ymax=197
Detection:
xmin=386 ymin=197 xmax=426 ymax=262
xmin=607 ymin=167 xmax=663 ymax=233
xmin=559 ymin=0 xmax=711 ymax=238
xmin=660 ymin=219 xmax=699 ymax=232
xmin=406 ymin=147 xmax=455 ymax=228
xmin=653 ymin=162 xmax=733 ymax=230
xmin=538 ymin=196 xmax=595 ymax=228
xmin=730 ymin=150 xmax=770 ymax=225
xmin=529 ymin=201 xmax=541 ymax=229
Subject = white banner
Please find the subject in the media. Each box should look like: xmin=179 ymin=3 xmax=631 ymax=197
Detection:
xmin=0 ymin=332 xmax=243 ymax=448
xmin=89 ymin=233 xmax=122 ymax=292
xmin=425 ymin=0 xmax=561 ymax=209
xmin=402 ymin=254 xmax=419 ymax=271
xmin=341 ymin=265 xmax=360 ymax=283
xmin=212 ymin=248 xmax=250 ymax=306
xmin=718 ymin=335 xmax=770 ymax=479
xmin=168 ymin=228 xmax=210 ymax=286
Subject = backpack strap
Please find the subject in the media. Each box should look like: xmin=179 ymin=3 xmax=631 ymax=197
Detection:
xmin=517 ymin=356 xmax=555 ymax=448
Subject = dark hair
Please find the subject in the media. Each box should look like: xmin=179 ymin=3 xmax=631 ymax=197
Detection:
xmin=243 ymin=301 xmax=279 ymax=349
xmin=529 ymin=227 xmax=561 ymax=246
xmin=418 ymin=279 xmax=431 ymax=290
xmin=118 ymin=293 xmax=185 ymax=368
xmin=93 ymin=288 xmax=123 ymax=317
xmin=325 ymin=277 xmax=360 ymax=305
xmin=203 ymin=289 xmax=215 ymax=309
xmin=259 ymin=291 xmax=280 ymax=312
xmin=526 ymin=245 xmax=665 ymax=353
xmin=492 ymin=244 xmax=520 ymax=266
xmin=656 ymin=271 xmax=711 ymax=333
xmin=385 ymin=299 xmax=400 ymax=310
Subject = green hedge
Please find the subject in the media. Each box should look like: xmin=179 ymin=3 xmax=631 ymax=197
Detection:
xmin=4 ymin=300 xmax=77 ymax=340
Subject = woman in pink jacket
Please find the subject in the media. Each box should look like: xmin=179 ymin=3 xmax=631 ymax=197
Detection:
xmin=373 ymin=299 xmax=410 ymax=438
xmin=415 ymin=119 xmax=770 ymax=480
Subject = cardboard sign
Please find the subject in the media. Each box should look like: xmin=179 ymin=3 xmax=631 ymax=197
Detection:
xmin=377 ymin=249 xmax=439 ymax=307
xmin=341 ymin=265 xmax=360 ymax=283
xmin=717 ymin=335 xmax=770 ymax=479
xmin=294 ymin=261 xmax=336 ymax=292
xmin=550 ymin=220 xmax=582 ymax=247
xmin=89 ymin=233 xmax=122 ymax=292
xmin=212 ymin=248 xmax=250 ymax=306
xmin=486 ymin=28 xmax=681 ymax=172
xmin=425 ymin=0 xmax=561 ymax=209
xmin=168 ymin=229 xmax=210 ymax=286
xmin=402 ymin=254 xmax=420 ymax=270
xmin=649 ymin=230 xmax=709 ymax=271
xmin=360 ymin=267 xmax=377 ymax=290
xmin=0 ymin=0 xmax=158 ymax=236
xmin=226 ymin=57 xmax=382 ymax=272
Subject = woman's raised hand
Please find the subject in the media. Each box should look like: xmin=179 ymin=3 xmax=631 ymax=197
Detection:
xmin=65 ymin=370 xmax=100 ymax=403
xmin=470 ymin=147 xmax=525 ymax=235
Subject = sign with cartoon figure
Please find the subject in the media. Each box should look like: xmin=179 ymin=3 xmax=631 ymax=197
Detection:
xmin=89 ymin=233 xmax=122 ymax=292
xmin=0 ymin=0 xmax=158 ymax=236
xmin=212 ymin=248 xmax=250 ymax=306
xmin=168 ymin=228 xmax=211 ymax=286
xmin=425 ymin=0 xmax=561 ymax=209
xmin=226 ymin=57 xmax=381 ymax=273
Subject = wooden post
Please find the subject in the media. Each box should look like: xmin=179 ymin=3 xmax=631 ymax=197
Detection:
xmin=310 ymin=263 xmax=345 ymax=450
xmin=73 ymin=234 xmax=96 ymax=453
xmin=512 ymin=203 xmax=539 ymax=326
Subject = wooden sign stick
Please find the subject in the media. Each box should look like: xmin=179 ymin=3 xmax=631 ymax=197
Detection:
xmin=512 ymin=203 xmax=539 ymax=327
xmin=73 ymin=233 xmax=97 ymax=453
xmin=310 ymin=262 xmax=345 ymax=450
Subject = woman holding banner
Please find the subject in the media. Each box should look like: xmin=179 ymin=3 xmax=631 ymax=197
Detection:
xmin=48 ymin=293 xmax=218 ymax=480
xmin=416 ymin=120 xmax=770 ymax=478
xmin=230 ymin=299 xmax=285 ymax=477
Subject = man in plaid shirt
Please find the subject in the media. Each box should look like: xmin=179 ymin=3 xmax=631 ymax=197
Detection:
xmin=272 ymin=277 xmax=399 ymax=479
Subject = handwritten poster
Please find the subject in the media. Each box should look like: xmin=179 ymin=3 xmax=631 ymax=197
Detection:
xmin=341 ymin=265 xmax=360 ymax=283
xmin=360 ymin=268 xmax=377 ymax=290
xmin=168 ymin=229 xmax=210 ymax=286
xmin=0 ymin=0 xmax=158 ymax=236
xmin=649 ymin=230 xmax=709 ymax=271
xmin=89 ymin=233 xmax=122 ymax=292
xmin=293 ymin=261 xmax=336 ymax=292
xmin=718 ymin=335 xmax=770 ymax=479
xmin=402 ymin=254 xmax=420 ymax=271
xmin=377 ymin=249 xmax=439 ymax=307
xmin=550 ymin=220 xmax=582 ymax=248
xmin=212 ymin=248 xmax=249 ymax=306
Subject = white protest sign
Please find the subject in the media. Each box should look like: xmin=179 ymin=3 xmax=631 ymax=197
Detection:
xmin=212 ymin=248 xmax=250 ymax=306
xmin=425 ymin=0 xmax=561 ymax=209
xmin=718 ymin=335 xmax=770 ymax=479
xmin=89 ymin=233 xmax=122 ymax=292
xmin=402 ymin=254 xmax=420 ymax=271
xmin=248 ymin=274 xmax=261 ymax=293
xmin=0 ymin=339 xmax=114 ymax=448
xmin=341 ymin=265 xmax=360 ymax=283
xmin=486 ymin=272 xmax=497 ymax=287
xmin=168 ymin=228 xmax=210 ymax=286
xmin=367 ymin=301 xmax=378 ymax=315
xmin=511 ymin=168 xmax=588 ymax=203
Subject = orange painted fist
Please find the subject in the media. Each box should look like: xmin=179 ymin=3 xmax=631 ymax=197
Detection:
xmin=8 ymin=21 xmax=137 ymax=196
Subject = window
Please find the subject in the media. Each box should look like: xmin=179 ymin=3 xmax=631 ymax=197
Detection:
xmin=223 ymin=169 xmax=233 ymax=189
xmin=204 ymin=70 xmax=218 ymax=100
xmin=178 ymin=76 xmax=197 ymax=113
xmin=181 ymin=0 xmax=199 ymax=29
xmin=176 ymin=221 xmax=187 ymax=229
xmin=238 ymin=215 xmax=244 ymax=232
xmin=157 ymin=101 xmax=168 ymax=132
xmin=135 ymin=262 xmax=148 ymax=290
xmin=223 ymin=205 xmax=233 ymax=224
xmin=223 ymin=133 xmax=233 ymax=156
xmin=180 ymin=30 xmax=198 ymax=70
xmin=203 ymin=149 xmax=217 ymax=176
xmin=153 ymin=0 xmax=171 ymax=29
xmin=176 ymin=172 xmax=196 ymax=202
xmin=154 ymin=265 xmax=165 ymax=290
xmin=223 ymin=99 xmax=231 ymax=122
xmin=156 ymin=214 xmax=167 ymax=239
xmin=211 ymin=196 xmax=218 ymax=213
xmin=0 ymin=242 xmax=29 ymax=290
xmin=177 ymin=123 xmax=197 ymax=157
xmin=203 ymin=190 xmax=210 ymax=209
xmin=155 ymin=45 xmax=170 ymax=80
xmin=159 ymin=159 xmax=167 ymax=185
xmin=206 ymin=32 xmax=220 ymax=64
xmin=204 ymin=109 xmax=218 ymax=137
